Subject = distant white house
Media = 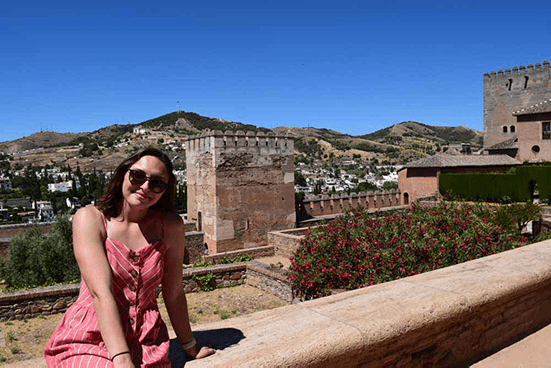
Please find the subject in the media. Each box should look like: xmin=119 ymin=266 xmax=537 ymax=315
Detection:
xmin=48 ymin=180 xmax=79 ymax=193
xmin=37 ymin=204 xmax=54 ymax=222
xmin=133 ymin=127 xmax=150 ymax=135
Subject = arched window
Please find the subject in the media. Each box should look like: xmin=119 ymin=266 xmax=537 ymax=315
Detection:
xmin=403 ymin=193 xmax=409 ymax=205
xmin=510 ymin=125 xmax=516 ymax=133
xmin=503 ymin=126 xmax=508 ymax=133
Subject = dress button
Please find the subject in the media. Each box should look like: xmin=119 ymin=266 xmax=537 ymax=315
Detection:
xmin=128 ymin=300 xmax=135 ymax=306
xmin=129 ymin=318 xmax=134 ymax=325
xmin=130 ymin=270 xmax=138 ymax=278
xmin=130 ymin=253 xmax=139 ymax=262
xmin=129 ymin=284 xmax=136 ymax=292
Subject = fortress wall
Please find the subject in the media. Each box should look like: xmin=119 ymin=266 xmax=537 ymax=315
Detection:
xmin=302 ymin=190 xmax=401 ymax=217
xmin=484 ymin=60 xmax=551 ymax=148
xmin=186 ymin=131 xmax=295 ymax=254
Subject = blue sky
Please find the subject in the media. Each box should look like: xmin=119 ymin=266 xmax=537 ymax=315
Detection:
xmin=1 ymin=1 xmax=550 ymax=141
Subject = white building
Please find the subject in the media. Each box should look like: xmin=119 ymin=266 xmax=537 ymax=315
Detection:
xmin=48 ymin=180 xmax=79 ymax=193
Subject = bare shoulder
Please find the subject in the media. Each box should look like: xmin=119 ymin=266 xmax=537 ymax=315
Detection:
xmin=163 ymin=211 xmax=185 ymax=231
xmin=72 ymin=205 xmax=105 ymax=237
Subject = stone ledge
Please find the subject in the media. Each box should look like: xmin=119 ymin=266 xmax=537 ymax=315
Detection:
xmin=184 ymin=239 xmax=551 ymax=367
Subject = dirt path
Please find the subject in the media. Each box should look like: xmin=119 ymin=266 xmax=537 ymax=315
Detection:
xmin=0 ymin=285 xmax=287 ymax=365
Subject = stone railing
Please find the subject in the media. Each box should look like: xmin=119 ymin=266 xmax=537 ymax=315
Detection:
xmin=185 ymin=239 xmax=551 ymax=367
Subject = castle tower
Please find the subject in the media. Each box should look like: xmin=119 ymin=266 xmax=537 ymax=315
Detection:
xmin=185 ymin=130 xmax=295 ymax=254
xmin=483 ymin=60 xmax=551 ymax=148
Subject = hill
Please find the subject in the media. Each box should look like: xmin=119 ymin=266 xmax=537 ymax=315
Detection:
xmin=274 ymin=121 xmax=483 ymax=165
xmin=0 ymin=131 xmax=85 ymax=154
xmin=0 ymin=112 xmax=483 ymax=169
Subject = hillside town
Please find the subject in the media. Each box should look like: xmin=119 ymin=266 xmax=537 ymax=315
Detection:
xmin=0 ymin=123 xmax=407 ymax=224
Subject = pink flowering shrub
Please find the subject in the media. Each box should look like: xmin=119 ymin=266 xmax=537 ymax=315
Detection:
xmin=289 ymin=202 xmax=534 ymax=300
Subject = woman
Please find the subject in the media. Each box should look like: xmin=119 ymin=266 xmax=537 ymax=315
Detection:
xmin=45 ymin=148 xmax=214 ymax=367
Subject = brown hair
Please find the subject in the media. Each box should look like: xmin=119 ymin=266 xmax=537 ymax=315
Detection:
xmin=97 ymin=147 xmax=176 ymax=218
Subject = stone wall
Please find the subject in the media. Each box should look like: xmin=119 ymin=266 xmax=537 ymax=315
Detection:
xmin=186 ymin=131 xmax=295 ymax=254
xmin=267 ymin=228 xmax=308 ymax=258
xmin=302 ymin=190 xmax=400 ymax=217
xmin=0 ymin=261 xmax=292 ymax=321
xmin=184 ymin=231 xmax=205 ymax=264
xmin=484 ymin=60 xmax=551 ymax=148
xmin=0 ymin=284 xmax=80 ymax=322
xmin=246 ymin=261 xmax=293 ymax=302
xmin=203 ymin=245 xmax=274 ymax=264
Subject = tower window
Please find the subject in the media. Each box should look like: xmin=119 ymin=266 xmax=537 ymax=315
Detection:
xmin=503 ymin=126 xmax=508 ymax=133
xmin=510 ymin=125 xmax=515 ymax=133
xmin=543 ymin=122 xmax=551 ymax=140
xmin=508 ymin=79 xmax=513 ymax=91
xmin=524 ymin=76 xmax=529 ymax=89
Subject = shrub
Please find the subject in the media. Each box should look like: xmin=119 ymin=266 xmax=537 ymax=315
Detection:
xmin=288 ymin=202 xmax=531 ymax=300
xmin=0 ymin=216 xmax=79 ymax=290
xmin=192 ymin=273 xmax=216 ymax=291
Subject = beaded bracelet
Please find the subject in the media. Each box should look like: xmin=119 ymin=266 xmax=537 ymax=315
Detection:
xmin=181 ymin=338 xmax=197 ymax=350
xmin=111 ymin=351 xmax=131 ymax=361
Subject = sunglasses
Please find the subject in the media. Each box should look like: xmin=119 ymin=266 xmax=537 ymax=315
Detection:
xmin=128 ymin=169 xmax=168 ymax=194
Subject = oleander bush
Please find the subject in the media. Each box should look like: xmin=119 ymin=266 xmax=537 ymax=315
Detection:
xmin=288 ymin=202 xmax=541 ymax=300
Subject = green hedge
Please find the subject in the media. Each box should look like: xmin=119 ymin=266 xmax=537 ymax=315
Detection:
xmin=439 ymin=164 xmax=551 ymax=203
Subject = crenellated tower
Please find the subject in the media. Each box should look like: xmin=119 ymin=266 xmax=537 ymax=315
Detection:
xmin=186 ymin=130 xmax=295 ymax=254
xmin=483 ymin=60 xmax=551 ymax=148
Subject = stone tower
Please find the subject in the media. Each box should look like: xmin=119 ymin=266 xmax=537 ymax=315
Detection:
xmin=185 ymin=130 xmax=295 ymax=254
xmin=483 ymin=60 xmax=551 ymax=148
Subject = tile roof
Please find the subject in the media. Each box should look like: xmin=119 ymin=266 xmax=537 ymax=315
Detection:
xmin=513 ymin=99 xmax=551 ymax=116
xmin=485 ymin=138 xmax=518 ymax=150
xmin=402 ymin=154 xmax=521 ymax=169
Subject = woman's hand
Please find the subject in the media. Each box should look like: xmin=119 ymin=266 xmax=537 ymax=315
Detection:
xmin=184 ymin=345 xmax=216 ymax=360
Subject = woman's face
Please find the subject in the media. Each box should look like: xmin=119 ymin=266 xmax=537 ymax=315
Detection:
xmin=122 ymin=155 xmax=169 ymax=209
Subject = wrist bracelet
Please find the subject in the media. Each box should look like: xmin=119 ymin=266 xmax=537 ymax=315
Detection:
xmin=111 ymin=351 xmax=131 ymax=361
xmin=181 ymin=338 xmax=197 ymax=350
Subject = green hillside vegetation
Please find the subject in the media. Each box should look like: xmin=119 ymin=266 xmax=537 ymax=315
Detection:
xmin=140 ymin=111 xmax=271 ymax=135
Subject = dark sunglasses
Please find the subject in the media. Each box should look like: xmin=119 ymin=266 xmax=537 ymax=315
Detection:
xmin=128 ymin=169 xmax=168 ymax=194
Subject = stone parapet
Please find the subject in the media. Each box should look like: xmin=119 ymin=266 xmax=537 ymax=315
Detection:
xmin=267 ymin=228 xmax=308 ymax=258
xmin=185 ymin=239 xmax=551 ymax=367
xmin=303 ymin=190 xmax=401 ymax=217
xmin=184 ymin=231 xmax=205 ymax=264
xmin=203 ymin=245 xmax=275 ymax=263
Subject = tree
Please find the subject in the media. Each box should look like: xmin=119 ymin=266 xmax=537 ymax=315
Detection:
xmin=0 ymin=216 xmax=79 ymax=289
xmin=382 ymin=181 xmax=399 ymax=191
xmin=295 ymin=171 xmax=307 ymax=187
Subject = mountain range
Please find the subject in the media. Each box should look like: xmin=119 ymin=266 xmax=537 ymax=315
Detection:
xmin=0 ymin=111 xmax=484 ymax=169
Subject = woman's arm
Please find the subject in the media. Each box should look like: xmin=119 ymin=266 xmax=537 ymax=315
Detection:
xmin=72 ymin=206 xmax=134 ymax=367
xmin=162 ymin=213 xmax=214 ymax=360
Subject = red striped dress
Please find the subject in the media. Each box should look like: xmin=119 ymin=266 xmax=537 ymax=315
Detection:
xmin=44 ymin=220 xmax=170 ymax=367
